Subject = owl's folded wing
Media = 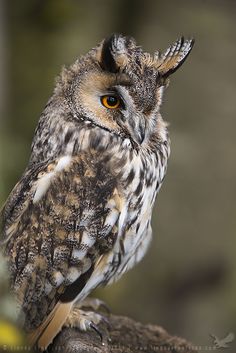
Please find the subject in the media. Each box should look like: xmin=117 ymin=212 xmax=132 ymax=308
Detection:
xmin=0 ymin=153 xmax=122 ymax=348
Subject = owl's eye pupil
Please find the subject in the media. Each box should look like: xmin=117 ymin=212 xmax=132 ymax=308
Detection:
xmin=101 ymin=95 xmax=121 ymax=109
xmin=107 ymin=96 xmax=117 ymax=106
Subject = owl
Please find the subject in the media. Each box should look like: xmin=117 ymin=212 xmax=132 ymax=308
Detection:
xmin=0 ymin=34 xmax=194 ymax=350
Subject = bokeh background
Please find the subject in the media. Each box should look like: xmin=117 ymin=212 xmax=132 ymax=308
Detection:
xmin=0 ymin=0 xmax=235 ymax=351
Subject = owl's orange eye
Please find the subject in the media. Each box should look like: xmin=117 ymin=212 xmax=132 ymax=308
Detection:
xmin=101 ymin=95 xmax=121 ymax=109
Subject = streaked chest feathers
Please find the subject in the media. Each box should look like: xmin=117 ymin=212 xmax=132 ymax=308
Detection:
xmin=104 ymin=139 xmax=169 ymax=283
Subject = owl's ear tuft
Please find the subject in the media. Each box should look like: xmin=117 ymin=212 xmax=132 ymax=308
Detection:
xmin=100 ymin=35 xmax=119 ymax=73
xmin=154 ymin=37 xmax=194 ymax=77
xmin=98 ymin=34 xmax=131 ymax=73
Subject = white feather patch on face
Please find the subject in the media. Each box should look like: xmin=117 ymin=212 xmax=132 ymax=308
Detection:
xmin=122 ymin=138 xmax=132 ymax=148
xmin=33 ymin=155 xmax=71 ymax=204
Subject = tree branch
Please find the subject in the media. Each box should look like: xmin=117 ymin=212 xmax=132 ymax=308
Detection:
xmin=49 ymin=313 xmax=198 ymax=353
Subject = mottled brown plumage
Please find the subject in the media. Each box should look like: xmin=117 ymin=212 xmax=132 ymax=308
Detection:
xmin=0 ymin=34 xmax=194 ymax=349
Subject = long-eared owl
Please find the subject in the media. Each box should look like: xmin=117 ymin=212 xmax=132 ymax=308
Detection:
xmin=0 ymin=34 xmax=194 ymax=349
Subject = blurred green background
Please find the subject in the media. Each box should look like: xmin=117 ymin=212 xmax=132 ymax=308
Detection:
xmin=0 ymin=0 xmax=235 ymax=351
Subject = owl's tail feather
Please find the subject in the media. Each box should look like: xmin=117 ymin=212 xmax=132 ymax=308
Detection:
xmin=28 ymin=301 xmax=73 ymax=351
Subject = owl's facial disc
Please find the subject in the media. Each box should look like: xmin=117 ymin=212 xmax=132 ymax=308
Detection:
xmin=73 ymin=71 xmax=148 ymax=146
xmin=68 ymin=34 xmax=193 ymax=147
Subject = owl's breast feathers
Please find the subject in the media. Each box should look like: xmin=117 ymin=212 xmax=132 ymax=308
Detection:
xmin=0 ymin=140 xmax=168 ymax=346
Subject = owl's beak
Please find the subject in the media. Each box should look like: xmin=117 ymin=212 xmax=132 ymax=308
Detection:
xmin=125 ymin=116 xmax=146 ymax=145
xmin=135 ymin=123 xmax=146 ymax=144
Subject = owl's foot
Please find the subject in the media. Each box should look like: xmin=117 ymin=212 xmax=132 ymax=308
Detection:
xmin=78 ymin=297 xmax=110 ymax=313
xmin=64 ymin=307 xmax=109 ymax=344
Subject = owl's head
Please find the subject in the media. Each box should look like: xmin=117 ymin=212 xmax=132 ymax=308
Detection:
xmin=56 ymin=34 xmax=194 ymax=149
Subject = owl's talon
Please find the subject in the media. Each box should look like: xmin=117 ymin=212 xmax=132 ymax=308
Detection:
xmin=64 ymin=307 xmax=109 ymax=343
xmin=89 ymin=322 xmax=104 ymax=342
